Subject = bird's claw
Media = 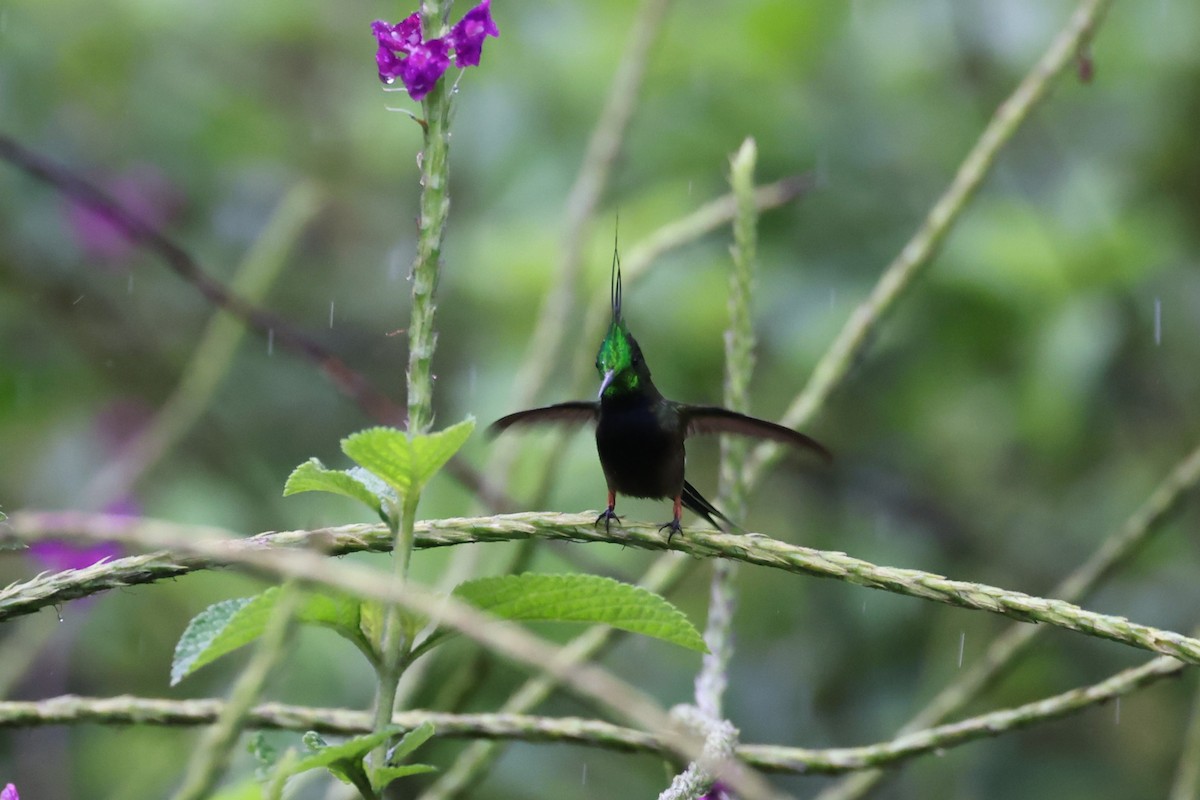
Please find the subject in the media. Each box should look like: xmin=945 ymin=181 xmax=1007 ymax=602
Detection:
xmin=595 ymin=507 xmax=621 ymax=533
xmin=658 ymin=518 xmax=683 ymax=544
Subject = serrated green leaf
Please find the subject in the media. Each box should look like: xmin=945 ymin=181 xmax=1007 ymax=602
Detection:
xmin=283 ymin=458 xmax=383 ymax=516
xmin=446 ymin=573 xmax=708 ymax=653
xmin=171 ymin=588 xmax=364 ymax=685
xmin=341 ymin=418 xmax=475 ymax=498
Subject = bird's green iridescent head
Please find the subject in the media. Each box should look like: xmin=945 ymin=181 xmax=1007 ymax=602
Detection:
xmin=595 ymin=243 xmax=648 ymax=398
xmin=596 ymin=319 xmax=642 ymax=397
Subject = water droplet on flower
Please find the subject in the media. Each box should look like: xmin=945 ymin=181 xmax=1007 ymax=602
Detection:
xmin=384 ymin=76 xmax=396 ymax=86
xmin=416 ymin=151 xmax=425 ymax=170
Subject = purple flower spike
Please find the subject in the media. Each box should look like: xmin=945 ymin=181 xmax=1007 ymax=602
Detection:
xmin=400 ymin=38 xmax=451 ymax=100
xmin=1 ymin=784 xmax=18 ymax=800
xmin=372 ymin=15 xmax=421 ymax=53
xmin=371 ymin=2 xmax=497 ymax=98
xmin=449 ymin=0 xmax=500 ymax=68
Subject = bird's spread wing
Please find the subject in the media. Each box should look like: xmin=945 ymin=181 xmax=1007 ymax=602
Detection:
xmin=681 ymin=406 xmax=832 ymax=462
xmin=488 ymin=401 xmax=599 ymax=436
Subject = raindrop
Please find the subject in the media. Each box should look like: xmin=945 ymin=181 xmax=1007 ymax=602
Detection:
xmin=1154 ymin=298 xmax=1162 ymax=345
xmin=54 ymin=604 xmax=64 ymax=623
xmin=416 ymin=151 xmax=425 ymax=170
xmin=1114 ymin=697 xmax=1120 ymax=725
xmin=329 ymin=300 xmax=336 ymax=329
xmin=581 ymin=763 xmax=587 ymax=785
xmin=127 ymin=273 xmax=134 ymax=294
xmin=384 ymin=76 xmax=396 ymax=86
xmin=829 ymin=288 xmax=837 ymax=311
xmin=432 ymin=374 xmax=438 ymax=381
xmin=861 ymin=599 xmax=867 ymax=615
xmin=957 ymin=631 xmax=965 ymax=668
xmin=267 ymin=328 xmax=275 ymax=356
xmin=72 ymin=294 xmax=85 ymax=305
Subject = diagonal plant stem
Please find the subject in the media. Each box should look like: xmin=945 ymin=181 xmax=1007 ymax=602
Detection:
xmin=741 ymin=0 xmax=1115 ymax=491
xmin=417 ymin=553 xmax=695 ymax=800
xmin=9 ymin=510 xmax=1200 ymax=670
xmin=1 ymin=649 xmax=1184 ymax=777
xmin=819 ymin=436 xmax=1200 ymax=800
xmin=170 ymin=582 xmax=301 ymax=800
xmin=0 ymin=133 xmax=402 ymax=425
xmin=5 ymin=519 xmax=786 ymax=800
xmin=82 ymin=182 xmax=321 ymax=509
xmin=504 ymin=0 xmax=674 ymax=420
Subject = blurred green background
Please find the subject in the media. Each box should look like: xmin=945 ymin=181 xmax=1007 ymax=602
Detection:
xmin=3 ymin=1 xmax=1200 ymax=797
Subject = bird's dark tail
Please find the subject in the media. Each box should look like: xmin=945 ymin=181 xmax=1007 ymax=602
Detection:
xmin=681 ymin=480 xmax=739 ymax=532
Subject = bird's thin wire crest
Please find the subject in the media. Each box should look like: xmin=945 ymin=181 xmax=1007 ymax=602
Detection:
xmin=610 ymin=218 xmax=622 ymax=323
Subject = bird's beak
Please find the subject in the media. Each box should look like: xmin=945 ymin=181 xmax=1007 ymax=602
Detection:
xmin=598 ymin=369 xmax=615 ymax=399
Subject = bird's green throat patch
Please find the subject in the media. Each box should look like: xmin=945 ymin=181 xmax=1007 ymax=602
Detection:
xmin=596 ymin=321 xmax=639 ymax=396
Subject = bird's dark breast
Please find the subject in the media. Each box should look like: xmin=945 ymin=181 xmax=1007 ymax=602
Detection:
xmin=595 ymin=399 xmax=684 ymax=500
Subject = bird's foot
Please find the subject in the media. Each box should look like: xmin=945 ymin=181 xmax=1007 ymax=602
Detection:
xmin=595 ymin=507 xmax=621 ymax=533
xmin=658 ymin=517 xmax=683 ymax=544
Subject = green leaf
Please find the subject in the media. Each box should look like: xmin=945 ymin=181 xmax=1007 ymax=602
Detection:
xmin=281 ymin=727 xmax=405 ymax=782
xmin=359 ymin=599 xmax=425 ymax=661
xmin=373 ymin=764 xmax=438 ymax=785
xmin=283 ymin=458 xmax=383 ymax=517
xmin=440 ymin=573 xmax=708 ymax=654
xmin=171 ymin=588 xmax=365 ymax=685
xmin=372 ymin=722 xmax=438 ymax=790
xmin=386 ymin=721 xmax=435 ymax=764
xmin=341 ymin=418 xmax=475 ymax=498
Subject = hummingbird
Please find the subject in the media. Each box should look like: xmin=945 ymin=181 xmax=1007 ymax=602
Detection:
xmin=490 ymin=252 xmax=830 ymax=540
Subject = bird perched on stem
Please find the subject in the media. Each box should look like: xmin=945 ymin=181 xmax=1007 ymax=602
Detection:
xmin=490 ymin=251 xmax=830 ymax=540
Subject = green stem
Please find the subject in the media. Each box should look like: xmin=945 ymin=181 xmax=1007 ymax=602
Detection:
xmin=375 ymin=0 xmax=454 ymax=771
xmin=406 ymin=27 xmax=452 ymax=438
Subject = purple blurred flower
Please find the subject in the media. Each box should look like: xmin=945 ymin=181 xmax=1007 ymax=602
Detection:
xmin=1 ymin=784 xmax=18 ymax=800
xmin=64 ymin=165 xmax=180 ymax=265
xmin=372 ymin=1 xmax=498 ymax=100
xmin=28 ymin=499 xmax=132 ymax=572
